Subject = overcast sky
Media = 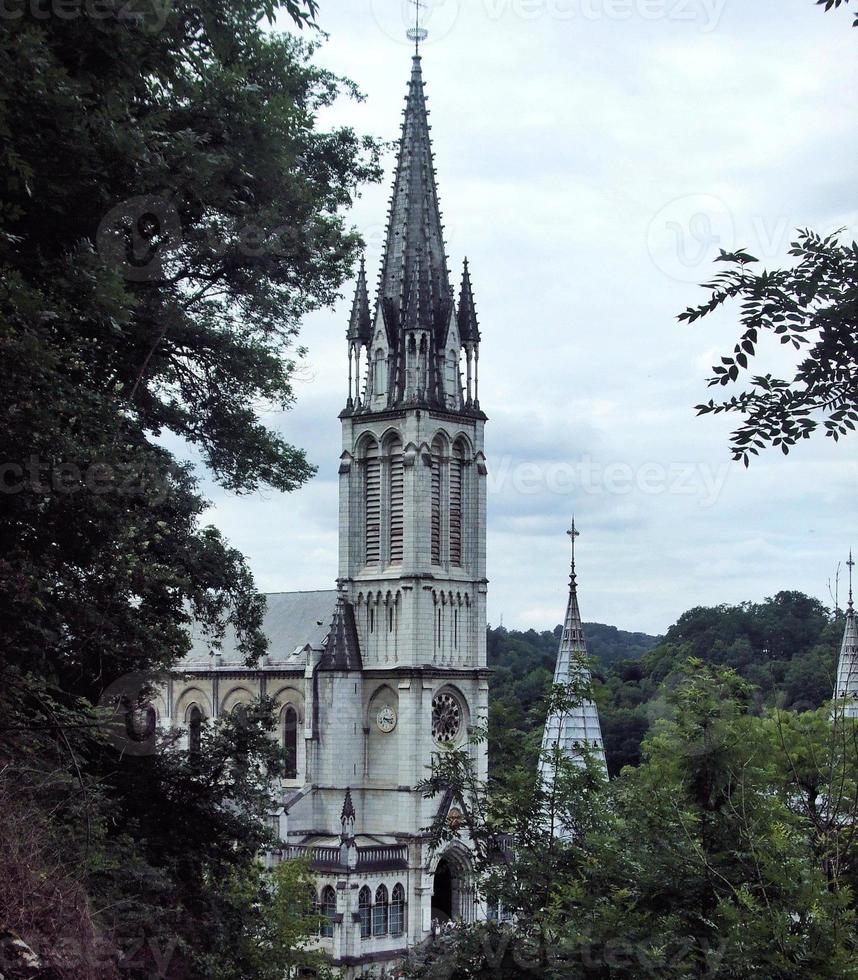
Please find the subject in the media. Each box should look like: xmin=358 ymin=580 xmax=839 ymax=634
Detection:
xmin=199 ymin=0 xmax=858 ymax=636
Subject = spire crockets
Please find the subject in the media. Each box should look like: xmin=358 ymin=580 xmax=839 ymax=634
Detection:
xmin=343 ymin=55 xmax=482 ymax=415
xmin=835 ymin=550 xmax=858 ymax=717
xmin=346 ymin=257 xmax=372 ymax=407
xmin=539 ymin=522 xmax=606 ymax=799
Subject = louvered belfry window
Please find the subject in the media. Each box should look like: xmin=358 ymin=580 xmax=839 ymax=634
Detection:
xmin=449 ymin=440 xmax=465 ymax=566
xmin=365 ymin=440 xmax=381 ymax=565
xmin=388 ymin=436 xmax=404 ymax=563
xmin=430 ymin=437 xmax=442 ymax=565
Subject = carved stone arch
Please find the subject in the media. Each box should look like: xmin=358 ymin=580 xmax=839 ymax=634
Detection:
xmin=220 ymin=685 xmax=254 ymax=716
xmin=366 ymin=684 xmax=400 ymax=781
xmin=272 ymin=686 xmax=304 ymax=724
xmin=355 ymin=431 xmax=380 ymax=457
xmin=174 ymin=686 xmax=212 ymax=724
xmin=379 ymin=426 xmax=404 ymax=453
xmin=450 ymin=431 xmax=474 ymax=457
xmin=429 ymin=430 xmax=450 ymax=455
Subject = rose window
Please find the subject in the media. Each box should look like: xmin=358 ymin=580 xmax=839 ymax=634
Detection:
xmin=432 ymin=692 xmax=461 ymax=742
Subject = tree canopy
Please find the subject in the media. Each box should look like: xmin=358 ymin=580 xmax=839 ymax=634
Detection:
xmin=0 ymin=1 xmax=379 ymax=974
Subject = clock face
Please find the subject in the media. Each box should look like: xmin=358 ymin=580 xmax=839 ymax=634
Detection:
xmin=376 ymin=704 xmax=397 ymax=733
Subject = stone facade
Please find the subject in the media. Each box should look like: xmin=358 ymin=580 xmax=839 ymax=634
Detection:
xmin=164 ymin=53 xmax=490 ymax=977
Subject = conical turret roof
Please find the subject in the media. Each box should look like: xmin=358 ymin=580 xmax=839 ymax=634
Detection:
xmin=835 ymin=550 xmax=858 ymax=716
xmin=539 ymin=522 xmax=606 ymax=789
xmin=377 ymin=55 xmax=450 ymax=337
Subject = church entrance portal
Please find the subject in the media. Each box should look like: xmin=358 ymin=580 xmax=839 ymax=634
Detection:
xmin=431 ymin=850 xmax=474 ymax=924
xmin=432 ymin=857 xmax=453 ymax=920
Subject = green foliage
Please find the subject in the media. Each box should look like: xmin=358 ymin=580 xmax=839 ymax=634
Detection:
xmin=0 ymin=0 xmax=379 ymax=973
xmin=487 ymin=623 xmax=659 ymax=773
xmin=405 ymin=662 xmax=858 ymax=979
xmin=490 ymin=593 xmax=841 ymax=779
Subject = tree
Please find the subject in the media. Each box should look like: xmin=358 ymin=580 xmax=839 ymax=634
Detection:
xmin=403 ymin=662 xmax=858 ymax=979
xmin=0 ymin=0 xmax=380 ymax=973
xmin=682 ymin=232 xmax=858 ymax=465
xmin=684 ymin=2 xmax=856 ymax=462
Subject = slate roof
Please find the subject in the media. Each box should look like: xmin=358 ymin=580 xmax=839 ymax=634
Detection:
xmin=181 ymin=590 xmax=337 ymax=668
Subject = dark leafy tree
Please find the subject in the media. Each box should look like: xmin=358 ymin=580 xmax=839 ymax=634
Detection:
xmin=0 ymin=0 xmax=380 ymax=973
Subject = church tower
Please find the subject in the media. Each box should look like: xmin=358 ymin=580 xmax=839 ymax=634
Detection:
xmin=539 ymin=522 xmax=606 ymax=801
xmin=834 ymin=551 xmax=858 ymax=717
xmin=335 ymin=45 xmax=489 ymax=810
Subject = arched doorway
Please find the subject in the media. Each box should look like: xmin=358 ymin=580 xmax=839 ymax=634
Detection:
xmin=431 ymin=848 xmax=473 ymax=924
xmin=431 ymin=857 xmax=453 ymax=921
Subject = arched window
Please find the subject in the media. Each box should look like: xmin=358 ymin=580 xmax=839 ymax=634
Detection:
xmin=283 ymin=706 xmax=298 ymax=779
xmin=430 ymin=436 xmax=444 ymax=565
xmin=390 ymin=883 xmax=406 ymax=936
xmin=373 ymin=885 xmax=388 ymax=936
xmin=373 ymin=348 xmax=386 ymax=396
xmin=364 ymin=440 xmax=381 ymax=566
xmin=358 ymin=886 xmax=372 ymax=939
xmin=388 ymin=435 xmax=404 ymax=563
xmin=188 ymin=705 xmax=202 ymax=756
xmin=449 ymin=440 xmax=465 ymax=566
xmin=320 ymin=886 xmax=336 ymax=938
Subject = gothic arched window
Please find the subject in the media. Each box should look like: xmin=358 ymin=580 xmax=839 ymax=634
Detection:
xmin=320 ymin=886 xmax=336 ymax=938
xmin=430 ymin=435 xmax=444 ymax=565
xmin=390 ymin=883 xmax=406 ymax=936
xmin=449 ymin=439 xmax=465 ymax=566
xmin=283 ymin=706 xmax=298 ymax=779
xmin=373 ymin=348 xmax=386 ymax=397
xmin=364 ymin=440 xmax=381 ymax=566
xmin=387 ymin=435 xmax=404 ymax=564
xmin=188 ymin=705 xmax=202 ymax=756
xmin=373 ymin=885 xmax=388 ymax=936
xmin=358 ymin=886 xmax=371 ymax=939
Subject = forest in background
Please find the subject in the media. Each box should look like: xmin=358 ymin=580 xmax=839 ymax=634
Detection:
xmin=488 ymin=590 xmax=844 ymax=776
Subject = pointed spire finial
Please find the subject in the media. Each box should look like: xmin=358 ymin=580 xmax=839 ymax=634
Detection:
xmin=848 ymin=549 xmax=855 ymax=615
xmin=407 ymin=0 xmax=428 ymax=54
xmin=567 ymin=518 xmax=579 ymax=586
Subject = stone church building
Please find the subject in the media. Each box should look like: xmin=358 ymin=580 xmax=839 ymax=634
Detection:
xmin=158 ymin=53 xmax=492 ymax=977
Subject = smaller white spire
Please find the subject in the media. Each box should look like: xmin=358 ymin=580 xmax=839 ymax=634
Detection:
xmin=539 ymin=521 xmax=606 ymax=798
xmin=834 ymin=550 xmax=858 ymax=717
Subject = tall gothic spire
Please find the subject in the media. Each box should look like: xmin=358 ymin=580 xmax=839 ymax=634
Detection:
xmin=835 ymin=550 xmax=858 ymax=717
xmin=539 ymin=521 xmax=606 ymax=794
xmin=377 ymin=54 xmax=451 ymax=335
xmin=344 ymin=54 xmax=482 ymax=415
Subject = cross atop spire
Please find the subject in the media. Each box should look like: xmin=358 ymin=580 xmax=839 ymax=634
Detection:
xmin=567 ymin=518 xmax=580 ymax=586
xmin=407 ymin=0 xmax=429 ymax=55
xmin=848 ymin=550 xmax=855 ymax=615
